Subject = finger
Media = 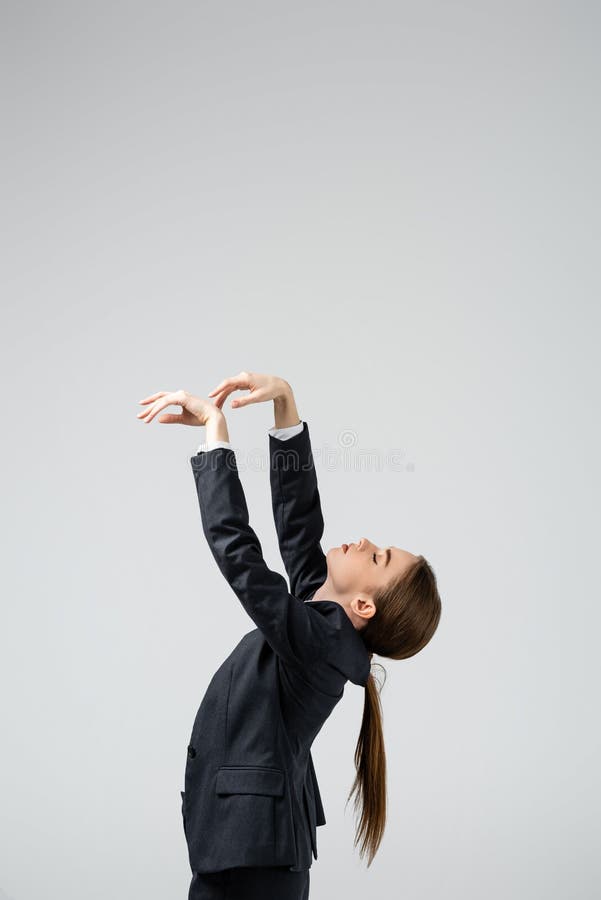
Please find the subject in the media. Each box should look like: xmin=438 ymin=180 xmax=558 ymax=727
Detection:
xmin=159 ymin=406 xmax=198 ymax=425
xmin=208 ymin=373 xmax=250 ymax=397
xmin=213 ymin=384 xmax=244 ymax=407
xmin=137 ymin=403 xmax=158 ymax=419
xmin=211 ymin=388 xmax=235 ymax=409
xmin=207 ymin=376 xmax=238 ymax=397
xmin=207 ymin=380 xmax=229 ymax=397
xmin=138 ymin=392 xmax=168 ymax=404
xmin=143 ymin=393 xmax=182 ymax=423
xmin=138 ymin=398 xmax=166 ymax=420
xmin=231 ymin=390 xmax=263 ymax=408
xmin=157 ymin=413 xmax=186 ymax=424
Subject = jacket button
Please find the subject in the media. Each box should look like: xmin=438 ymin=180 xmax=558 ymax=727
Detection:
xmin=187 ymin=744 xmax=196 ymax=758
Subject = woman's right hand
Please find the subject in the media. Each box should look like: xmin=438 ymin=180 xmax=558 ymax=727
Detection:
xmin=207 ymin=371 xmax=291 ymax=410
xmin=137 ymin=389 xmax=221 ymax=426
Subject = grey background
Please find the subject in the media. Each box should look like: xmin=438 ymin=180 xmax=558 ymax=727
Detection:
xmin=1 ymin=2 xmax=598 ymax=899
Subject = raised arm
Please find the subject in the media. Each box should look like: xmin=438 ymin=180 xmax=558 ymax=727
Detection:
xmin=136 ymin=386 xmax=334 ymax=668
xmin=190 ymin=409 xmax=333 ymax=668
xmin=269 ymin=388 xmax=327 ymax=602
xmin=206 ymin=372 xmax=328 ymax=602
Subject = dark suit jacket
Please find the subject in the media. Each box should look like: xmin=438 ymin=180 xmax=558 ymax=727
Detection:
xmin=180 ymin=420 xmax=371 ymax=873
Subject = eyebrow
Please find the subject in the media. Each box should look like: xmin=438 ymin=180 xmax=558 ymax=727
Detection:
xmin=385 ymin=548 xmax=391 ymax=567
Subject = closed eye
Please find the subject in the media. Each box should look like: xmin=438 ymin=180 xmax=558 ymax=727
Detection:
xmin=372 ymin=552 xmax=377 ymax=564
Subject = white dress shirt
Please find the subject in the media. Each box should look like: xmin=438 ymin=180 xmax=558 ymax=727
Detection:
xmin=195 ymin=419 xmax=304 ymax=453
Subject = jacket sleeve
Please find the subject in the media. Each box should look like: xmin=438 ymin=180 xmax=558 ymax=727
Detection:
xmin=269 ymin=421 xmax=328 ymax=603
xmin=190 ymin=446 xmax=332 ymax=666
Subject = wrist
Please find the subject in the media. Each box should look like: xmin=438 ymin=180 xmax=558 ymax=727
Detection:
xmin=205 ymin=409 xmax=230 ymax=443
xmin=274 ymin=378 xmax=292 ymax=401
xmin=273 ymin=384 xmax=300 ymax=429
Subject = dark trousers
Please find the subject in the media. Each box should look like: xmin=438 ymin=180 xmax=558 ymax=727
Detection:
xmin=188 ymin=865 xmax=310 ymax=900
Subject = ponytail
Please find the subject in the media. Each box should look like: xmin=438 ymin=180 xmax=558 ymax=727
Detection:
xmin=346 ymin=654 xmax=387 ymax=867
xmin=347 ymin=555 xmax=441 ymax=866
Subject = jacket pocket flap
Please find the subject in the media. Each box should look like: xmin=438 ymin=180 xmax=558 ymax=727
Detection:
xmin=216 ymin=766 xmax=285 ymax=797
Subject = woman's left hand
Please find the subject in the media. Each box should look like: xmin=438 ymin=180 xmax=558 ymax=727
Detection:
xmin=207 ymin=371 xmax=290 ymax=409
xmin=137 ymin=389 xmax=220 ymax=427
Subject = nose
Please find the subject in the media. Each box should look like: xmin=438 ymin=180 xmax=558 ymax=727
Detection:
xmin=348 ymin=538 xmax=369 ymax=553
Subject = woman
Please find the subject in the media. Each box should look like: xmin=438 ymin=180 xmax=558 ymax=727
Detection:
xmin=137 ymin=372 xmax=442 ymax=900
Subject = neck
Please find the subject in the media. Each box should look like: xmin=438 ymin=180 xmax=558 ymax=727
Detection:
xmin=311 ymin=576 xmax=336 ymax=604
xmin=311 ymin=579 xmax=365 ymax=631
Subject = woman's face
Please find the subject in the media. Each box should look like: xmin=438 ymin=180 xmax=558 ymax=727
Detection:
xmin=325 ymin=537 xmax=418 ymax=598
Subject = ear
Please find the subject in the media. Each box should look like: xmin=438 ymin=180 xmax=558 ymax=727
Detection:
xmin=353 ymin=593 xmax=377 ymax=621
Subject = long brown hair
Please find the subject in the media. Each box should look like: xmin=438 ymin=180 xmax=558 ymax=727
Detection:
xmin=346 ymin=555 xmax=441 ymax=866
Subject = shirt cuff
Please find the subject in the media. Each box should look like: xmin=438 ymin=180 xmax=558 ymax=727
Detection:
xmin=267 ymin=421 xmax=304 ymax=441
xmin=196 ymin=421 xmax=303 ymax=453
xmin=196 ymin=439 xmax=232 ymax=453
